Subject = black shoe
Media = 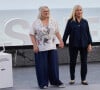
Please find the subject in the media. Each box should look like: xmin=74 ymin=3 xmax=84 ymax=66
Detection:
xmin=51 ymin=82 xmax=65 ymax=88
xmin=81 ymin=81 xmax=88 ymax=85
xmin=69 ymin=80 xmax=75 ymax=85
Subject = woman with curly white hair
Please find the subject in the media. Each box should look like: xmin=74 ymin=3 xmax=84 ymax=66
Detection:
xmin=30 ymin=6 xmax=65 ymax=89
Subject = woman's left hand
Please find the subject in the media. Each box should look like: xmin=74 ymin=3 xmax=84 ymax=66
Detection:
xmin=87 ymin=44 xmax=92 ymax=52
xmin=59 ymin=41 xmax=64 ymax=48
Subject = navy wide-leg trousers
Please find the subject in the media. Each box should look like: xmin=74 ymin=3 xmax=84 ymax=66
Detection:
xmin=34 ymin=50 xmax=62 ymax=88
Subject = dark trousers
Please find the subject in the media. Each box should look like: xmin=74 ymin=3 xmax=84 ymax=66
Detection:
xmin=34 ymin=50 xmax=62 ymax=88
xmin=69 ymin=47 xmax=88 ymax=81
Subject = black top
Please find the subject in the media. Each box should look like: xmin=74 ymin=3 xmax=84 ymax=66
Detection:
xmin=63 ymin=18 xmax=92 ymax=47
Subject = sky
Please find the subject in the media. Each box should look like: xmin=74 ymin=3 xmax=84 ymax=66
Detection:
xmin=0 ymin=0 xmax=100 ymax=10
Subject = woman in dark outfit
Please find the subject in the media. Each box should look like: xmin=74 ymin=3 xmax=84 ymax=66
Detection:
xmin=63 ymin=5 xmax=92 ymax=85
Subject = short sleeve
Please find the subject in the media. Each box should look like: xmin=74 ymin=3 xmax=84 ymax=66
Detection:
xmin=54 ymin=20 xmax=60 ymax=33
xmin=29 ymin=22 xmax=35 ymax=35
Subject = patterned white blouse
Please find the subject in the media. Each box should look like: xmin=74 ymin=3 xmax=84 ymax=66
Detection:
xmin=30 ymin=18 xmax=60 ymax=51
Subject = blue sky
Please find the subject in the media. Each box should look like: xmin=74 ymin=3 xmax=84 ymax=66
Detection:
xmin=0 ymin=0 xmax=100 ymax=10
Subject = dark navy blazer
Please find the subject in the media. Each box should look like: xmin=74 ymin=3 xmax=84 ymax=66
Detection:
xmin=63 ymin=18 xmax=92 ymax=47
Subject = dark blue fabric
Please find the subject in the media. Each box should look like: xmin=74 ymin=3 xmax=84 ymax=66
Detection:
xmin=63 ymin=18 xmax=92 ymax=47
xmin=34 ymin=50 xmax=62 ymax=88
xmin=69 ymin=47 xmax=87 ymax=81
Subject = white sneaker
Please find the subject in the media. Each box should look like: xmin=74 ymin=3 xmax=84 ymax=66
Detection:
xmin=40 ymin=86 xmax=48 ymax=89
xmin=58 ymin=84 xmax=66 ymax=88
xmin=43 ymin=86 xmax=48 ymax=89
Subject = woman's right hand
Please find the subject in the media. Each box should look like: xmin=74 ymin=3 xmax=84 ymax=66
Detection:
xmin=33 ymin=45 xmax=39 ymax=53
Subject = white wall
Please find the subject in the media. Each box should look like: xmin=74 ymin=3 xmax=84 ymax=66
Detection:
xmin=0 ymin=0 xmax=100 ymax=47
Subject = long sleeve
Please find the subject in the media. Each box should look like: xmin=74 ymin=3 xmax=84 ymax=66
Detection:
xmin=63 ymin=20 xmax=71 ymax=45
xmin=86 ymin=21 xmax=92 ymax=44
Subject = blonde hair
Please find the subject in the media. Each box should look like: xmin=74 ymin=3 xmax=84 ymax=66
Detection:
xmin=70 ymin=5 xmax=83 ymax=21
xmin=38 ymin=6 xmax=50 ymax=19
